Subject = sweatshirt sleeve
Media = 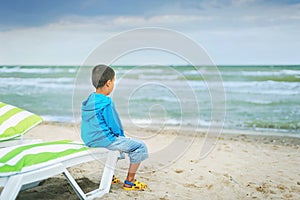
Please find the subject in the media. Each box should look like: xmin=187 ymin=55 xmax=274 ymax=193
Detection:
xmin=101 ymin=103 xmax=124 ymax=137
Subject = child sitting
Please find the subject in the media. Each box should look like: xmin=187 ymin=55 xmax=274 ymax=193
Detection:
xmin=81 ymin=64 xmax=148 ymax=190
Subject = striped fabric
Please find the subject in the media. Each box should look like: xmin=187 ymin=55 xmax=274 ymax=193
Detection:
xmin=0 ymin=140 xmax=88 ymax=176
xmin=0 ymin=102 xmax=43 ymax=141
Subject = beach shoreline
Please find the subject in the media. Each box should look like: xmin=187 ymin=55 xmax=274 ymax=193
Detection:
xmin=40 ymin=121 xmax=300 ymax=138
xmin=14 ymin=122 xmax=300 ymax=199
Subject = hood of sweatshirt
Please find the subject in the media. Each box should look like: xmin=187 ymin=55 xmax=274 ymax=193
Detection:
xmin=81 ymin=93 xmax=111 ymax=121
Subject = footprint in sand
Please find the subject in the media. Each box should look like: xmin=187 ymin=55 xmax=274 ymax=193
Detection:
xmin=174 ymin=169 xmax=184 ymax=174
xmin=183 ymin=183 xmax=201 ymax=189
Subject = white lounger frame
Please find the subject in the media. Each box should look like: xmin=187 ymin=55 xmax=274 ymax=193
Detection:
xmin=0 ymin=149 xmax=119 ymax=200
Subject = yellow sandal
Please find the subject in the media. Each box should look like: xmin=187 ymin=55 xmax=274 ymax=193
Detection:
xmin=112 ymin=175 xmax=120 ymax=184
xmin=123 ymin=180 xmax=147 ymax=191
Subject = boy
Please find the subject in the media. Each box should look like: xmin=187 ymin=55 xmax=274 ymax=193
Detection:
xmin=81 ymin=64 xmax=148 ymax=191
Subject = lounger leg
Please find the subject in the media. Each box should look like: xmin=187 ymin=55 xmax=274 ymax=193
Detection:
xmin=83 ymin=151 xmax=119 ymax=200
xmin=21 ymin=181 xmax=41 ymax=191
xmin=63 ymin=169 xmax=86 ymax=200
xmin=99 ymin=151 xmax=119 ymax=193
xmin=0 ymin=175 xmax=23 ymax=200
xmin=63 ymin=151 xmax=119 ymax=200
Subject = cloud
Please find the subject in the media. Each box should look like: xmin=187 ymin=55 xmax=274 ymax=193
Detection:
xmin=0 ymin=0 xmax=300 ymax=65
xmin=45 ymin=14 xmax=214 ymax=31
xmin=0 ymin=14 xmax=215 ymax=65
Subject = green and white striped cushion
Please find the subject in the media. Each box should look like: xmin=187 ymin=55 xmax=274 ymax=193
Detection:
xmin=0 ymin=140 xmax=88 ymax=176
xmin=0 ymin=102 xmax=43 ymax=141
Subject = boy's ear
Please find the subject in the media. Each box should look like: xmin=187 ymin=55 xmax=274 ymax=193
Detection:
xmin=105 ymin=80 xmax=111 ymax=87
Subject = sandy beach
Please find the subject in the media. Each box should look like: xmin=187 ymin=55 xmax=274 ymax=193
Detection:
xmin=15 ymin=123 xmax=300 ymax=200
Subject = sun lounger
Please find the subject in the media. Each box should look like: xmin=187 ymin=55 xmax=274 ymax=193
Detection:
xmin=0 ymin=102 xmax=118 ymax=199
xmin=0 ymin=140 xmax=119 ymax=200
xmin=0 ymin=102 xmax=42 ymax=147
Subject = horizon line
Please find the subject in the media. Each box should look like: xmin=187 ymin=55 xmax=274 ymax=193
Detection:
xmin=0 ymin=64 xmax=300 ymax=67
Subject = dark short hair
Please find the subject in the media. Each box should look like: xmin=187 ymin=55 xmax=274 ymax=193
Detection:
xmin=92 ymin=64 xmax=115 ymax=89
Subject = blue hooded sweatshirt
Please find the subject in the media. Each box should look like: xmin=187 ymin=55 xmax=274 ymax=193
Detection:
xmin=81 ymin=93 xmax=124 ymax=147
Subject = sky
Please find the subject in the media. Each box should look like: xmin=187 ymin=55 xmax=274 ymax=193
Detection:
xmin=0 ymin=0 xmax=300 ymax=65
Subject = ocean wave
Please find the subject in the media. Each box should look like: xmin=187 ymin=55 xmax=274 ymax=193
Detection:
xmin=118 ymin=68 xmax=167 ymax=75
xmin=225 ymin=80 xmax=300 ymax=87
xmin=245 ymin=120 xmax=300 ymax=131
xmin=243 ymin=99 xmax=274 ymax=105
xmin=41 ymin=115 xmax=75 ymax=123
xmin=138 ymin=74 xmax=179 ymax=80
xmin=0 ymin=66 xmax=77 ymax=74
xmin=0 ymin=77 xmax=74 ymax=85
xmin=186 ymin=80 xmax=300 ymax=95
xmin=129 ymin=118 xmax=211 ymax=127
xmin=219 ymin=69 xmax=300 ymax=77
xmin=129 ymin=96 xmax=181 ymax=103
xmin=223 ymin=81 xmax=300 ymax=95
xmin=281 ymin=69 xmax=300 ymax=76
xmin=131 ymin=118 xmax=180 ymax=126
xmin=0 ymin=77 xmax=75 ymax=93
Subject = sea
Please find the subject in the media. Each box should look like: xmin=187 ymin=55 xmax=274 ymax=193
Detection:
xmin=1 ymin=65 xmax=299 ymax=136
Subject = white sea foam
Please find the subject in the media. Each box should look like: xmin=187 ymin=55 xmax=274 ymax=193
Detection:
xmin=41 ymin=115 xmax=74 ymax=123
xmin=0 ymin=77 xmax=74 ymax=86
xmin=244 ymin=99 xmax=274 ymax=105
xmin=281 ymin=69 xmax=300 ymax=75
xmin=138 ymin=74 xmax=179 ymax=80
xmin=0 ymin=66 xmax=76 ymax=74
xmin=130 ymin=96 xmax=180 ymax=103
xmin=223 ymin=81 xmax=300 ymax=95
xmin=220 ymin=69 xmax=300 ymax=76
xmin=129 ymin=118 xmax=211 ymax=128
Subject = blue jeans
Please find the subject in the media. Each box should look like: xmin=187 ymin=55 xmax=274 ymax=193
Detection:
xmin=106 ymin=136 xmax=148 ymax=164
